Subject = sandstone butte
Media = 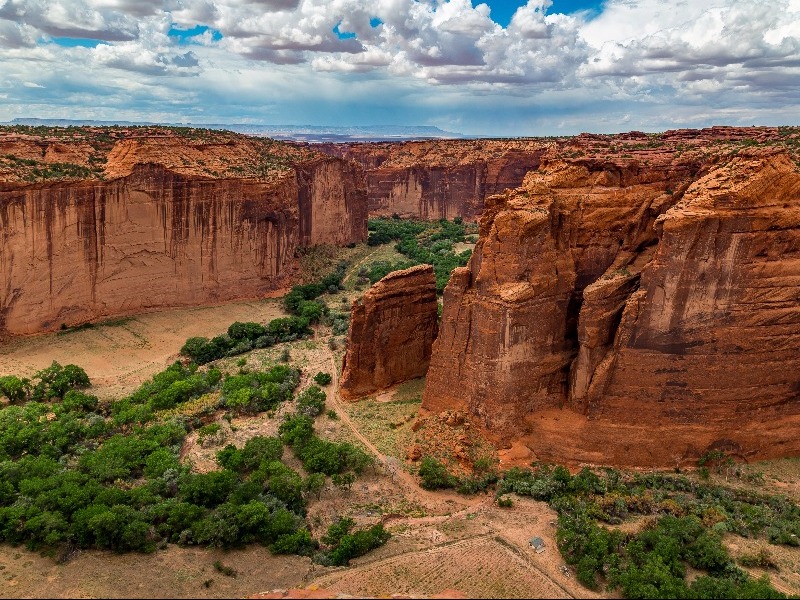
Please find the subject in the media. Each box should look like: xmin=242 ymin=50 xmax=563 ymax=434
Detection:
xmin=421 ymin=126 xmax=800 ymax=468
xmin=339 ymin=264 xmax=438 ymax=400
xmin=0 ymin=126 xmax=367 ymax=335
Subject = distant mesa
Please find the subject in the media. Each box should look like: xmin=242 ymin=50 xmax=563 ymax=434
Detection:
xmin=3 ymin=118 xmax=464 ymax=143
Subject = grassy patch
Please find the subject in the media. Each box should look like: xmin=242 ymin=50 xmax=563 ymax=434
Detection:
xmin=345 ymin=397 xmax=422 ymax=459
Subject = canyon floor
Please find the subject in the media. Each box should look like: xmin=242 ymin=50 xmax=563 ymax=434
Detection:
xmin=0 ymin=288 xmax=586 ymax=598
xmin=1 ymin=241 xmax=799 ymax=598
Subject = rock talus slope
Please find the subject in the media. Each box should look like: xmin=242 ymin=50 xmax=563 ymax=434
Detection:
xmin=340 ymin=264 xmax=438 ymax=400
xmin=0 ymin=130 xmax=367 ymax=334
xmin=423 ymin=140 xmax=800 ymax=466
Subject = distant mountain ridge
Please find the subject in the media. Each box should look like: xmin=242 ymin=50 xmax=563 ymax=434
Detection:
xmin=3 ymin=118 xmax=463 ymax=142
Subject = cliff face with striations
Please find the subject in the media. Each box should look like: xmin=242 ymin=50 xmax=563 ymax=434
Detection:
xmin=319 ymin=140 xmax=547 ymax=221
xmin=0 ymin=128 xmax=367 ymax=335
xmin=422 ymin=127 xmax=800 ymax=467
xmin=340 ymin=264 xmax=438 ymax=400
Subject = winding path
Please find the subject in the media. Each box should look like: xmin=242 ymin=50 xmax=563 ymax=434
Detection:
xmin=324 ymin=350 xmax=489 ymax=513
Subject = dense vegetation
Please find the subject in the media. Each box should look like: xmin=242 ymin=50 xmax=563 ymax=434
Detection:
xmin=494 ymin=464 xmax=797 ymax=598
xmin=414 ymin=453 xmax=797 ymax=597
xmin=284 ymin=262 xmax=347 ymax=317
xmin=0 ymin=356 xmax=385 ymax=560
xmin=180 ymin=318 xmax=312 ymax=365
xmin=365 ymin=217 xmax=474 ymax=292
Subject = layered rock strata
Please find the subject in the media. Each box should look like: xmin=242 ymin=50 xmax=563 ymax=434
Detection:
xmin=340 ymin=264 xmax=438 ymax=400
xmin=422 ymin=138 xmax=800 ymax=467
xmin=0 ymin=129 xmax=367 ymax=334
xmin=319 ymin=140 xmax=548 ymax=221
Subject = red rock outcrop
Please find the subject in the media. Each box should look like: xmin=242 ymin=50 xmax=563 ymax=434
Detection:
xmin=319 ymin=140 xmax=548 ymax=221
xmin=0 ymin=128 xmax=367 ymax=335
xmin=422 ymin=128 xmax=800 ymax=467
xmin=340 ymin=265 xmax=438 ymax=400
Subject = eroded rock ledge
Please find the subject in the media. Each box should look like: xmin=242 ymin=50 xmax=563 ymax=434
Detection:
xmin=340 ymin=264 xmax=438 ymax=400
xmin=422 ymin=143 xmax=800 ymax=467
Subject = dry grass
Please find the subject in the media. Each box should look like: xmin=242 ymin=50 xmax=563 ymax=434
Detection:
xmin=344 ymin=384 xmax=423 ymax=459
xmin=312 ymin=534 xmax=571 ymax=599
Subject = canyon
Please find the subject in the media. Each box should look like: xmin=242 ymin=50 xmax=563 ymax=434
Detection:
xmin=3 ymin=124 xmax=800 ymax=469
xmin=0 ymin=128 xmax=366 ymax=335
xmin=319 ymin=139 xmax=547 ymax=221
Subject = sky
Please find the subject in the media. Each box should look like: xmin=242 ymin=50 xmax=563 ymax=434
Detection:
xmin=0 ymin=0 xmax=798 ymax=136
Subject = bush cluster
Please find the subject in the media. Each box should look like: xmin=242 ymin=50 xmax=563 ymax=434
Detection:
xmin=417 ymin=456 xmax=498 ymax=494
xmin=366 ymin=217 xmax=473 ymax=292
xmin=316 ymin=516 xmax=391 ymax=566
xmin=220 ymin=366 xmax=300 ymax=415
xmin=313 ymin=372 xmax=332 ymax=386
xmin=283 ymin=263 xmax=347 ymax=317
xmin=180 ymin=318 xmax=311 ymax=365
xmin=111 ymin=362 xmax=221 ymax=425
xmin=295 ymin=386 xmax=327 ymax=417
xmin=496 ymin=465 xmax=793 ymax=598
xmin=366 ymin=217 xmax=428 ymax=246
xmin=279 ymin=414 xmax=372 ymax=476
xmin=0 ymin=361 xmax=90 ymax=404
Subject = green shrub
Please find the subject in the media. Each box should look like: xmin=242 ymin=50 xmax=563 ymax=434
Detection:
xmin=418 ymin=457 xmax=457 ymax=490
xmin=240 ymin=436 xmax=284 ymax=470
xmin=313 ymin=372 xmax=332 ymax=386
xmin=0 ymin=375 xmax=29 ymax=403
xmin=296 ymin=386 xmax=326 ymax=417
xmin=30 ymin=362 xmax=91 ymax=401
xmin=328 ymin=524 xmax=390 ymax=566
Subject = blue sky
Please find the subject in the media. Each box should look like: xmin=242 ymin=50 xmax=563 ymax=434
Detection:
xmin=488 ymin=0 xmax=602 ymax=25
xmin=0 ymin=0 xmax=798 ymax=136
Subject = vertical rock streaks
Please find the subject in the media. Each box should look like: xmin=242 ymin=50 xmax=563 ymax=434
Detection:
xmin=423 ymin=149 xmax=800 ymax=466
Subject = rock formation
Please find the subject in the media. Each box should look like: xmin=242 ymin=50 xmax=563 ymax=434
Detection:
xmin=340 ymin=264 xmax=438 ymax=400
xmin=0 ymin=128 xmax=367 ymax=335
xmin=319 ymin=140 xmax=548 ymax=221
xmin=422 ymin=127 xmax=800 ymax=467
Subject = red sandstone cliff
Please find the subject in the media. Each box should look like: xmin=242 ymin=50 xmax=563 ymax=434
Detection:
xmin=319 ymin=140 xmax=548 ymax=221
xmin=340 ymin=264 xmax=438 ymax=400
xmin=422 ymin=127 xmax=800 ymax=467
xmin=0 ymin=128 xmax=367 ymax=335
xmin=319 ymin=127 xmax=796 ymax=223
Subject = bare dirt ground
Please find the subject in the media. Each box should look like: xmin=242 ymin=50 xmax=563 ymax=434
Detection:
xmin=0 ymin=298 xmax=287 ymax=400
xmin=0 ymin=543 xmax=312 ymax=598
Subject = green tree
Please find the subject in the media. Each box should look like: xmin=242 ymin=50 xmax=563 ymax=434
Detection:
xmin=0 ymin=376 xmax=29 ymax=403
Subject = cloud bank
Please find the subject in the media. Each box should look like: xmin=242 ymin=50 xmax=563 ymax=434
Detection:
xmin=0 ymin=0 xmax=798 ymax=135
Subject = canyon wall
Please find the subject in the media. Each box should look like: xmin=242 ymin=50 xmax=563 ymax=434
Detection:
xmin=422 ymin=128 xmax=800 ymax=467
xmin=319 ymin=141 xmax=547 ymax=221
xmin=0 ymin=130 xmax=367 ymax=335
xmin=340 ymin=264 xmax=438 ymax=400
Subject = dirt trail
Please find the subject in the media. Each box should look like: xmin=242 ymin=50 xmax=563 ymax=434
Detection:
xmin=328 ymin=352 xmax=484 ymax=508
